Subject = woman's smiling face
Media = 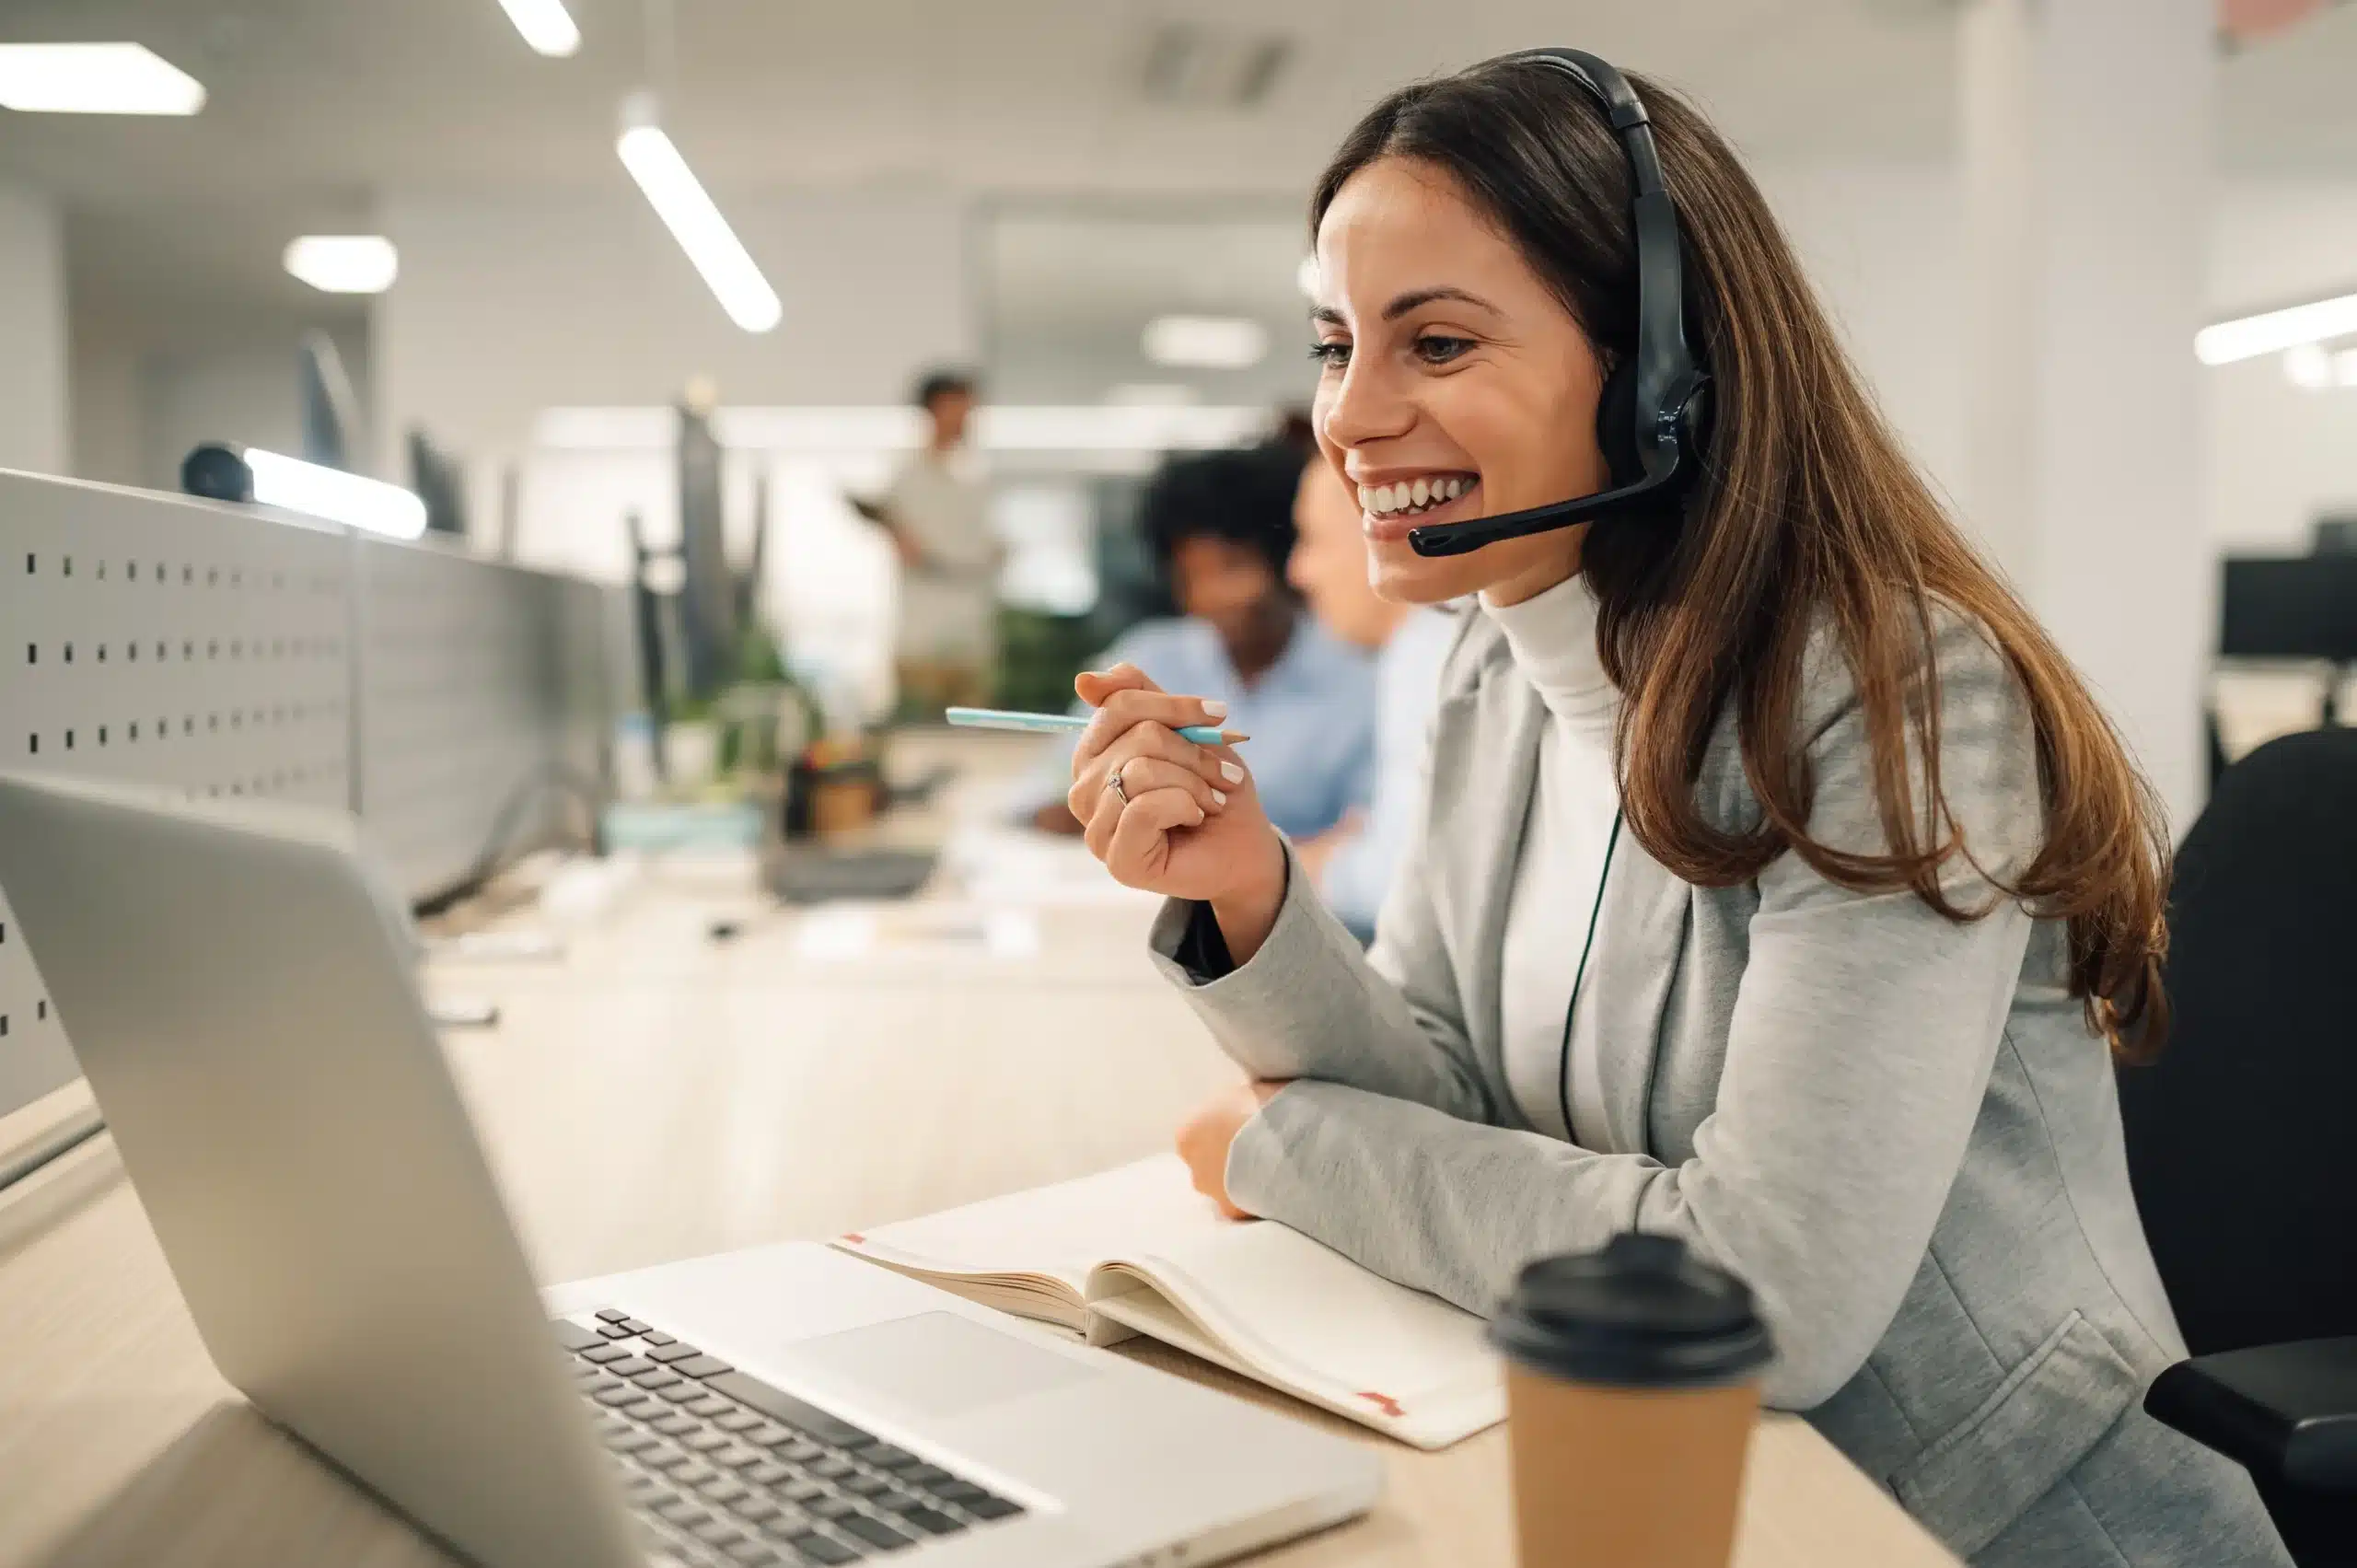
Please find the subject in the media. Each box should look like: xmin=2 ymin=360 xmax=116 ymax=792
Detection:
xmin=1309 ymin=154 xmax=1609 ymax=608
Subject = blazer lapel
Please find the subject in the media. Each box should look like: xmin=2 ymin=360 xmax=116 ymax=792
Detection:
xmin=1573 ymin=819 xmax=1693 ymax=1157
xmin=1424 ymin=646 xmax=1546 ymax=1118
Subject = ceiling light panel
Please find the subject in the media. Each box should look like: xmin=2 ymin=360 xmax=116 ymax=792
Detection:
xmin=617 ymin=110 xmax=782 ymax=334
xmin=284 ymin=236 xmax=400 ymax=295
xmin=495 ymin=0 xmax=582 ymax=58
xmin=2197 ymin=292 xmax=2357 ymax=365
xmin=1143 ymin=315 xmax=1269 ymax=370
xmin=0 ymin=43 xmax=205 ymax=115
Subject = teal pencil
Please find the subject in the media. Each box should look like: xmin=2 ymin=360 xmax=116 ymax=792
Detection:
xmin=945 ymin=706 xmax=1244 ymax=746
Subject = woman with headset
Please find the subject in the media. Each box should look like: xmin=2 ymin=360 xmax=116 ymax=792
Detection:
xmin=1063 ymin=52 xmax=2287 ymax=1568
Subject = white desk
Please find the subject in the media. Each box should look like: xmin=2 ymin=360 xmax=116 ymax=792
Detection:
xmin=0 ymin=734 xmax=1959 ymax=1568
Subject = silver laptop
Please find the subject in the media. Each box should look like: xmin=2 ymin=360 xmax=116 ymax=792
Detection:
xmin=0 ymin=772 xmax=1379 ymax=1568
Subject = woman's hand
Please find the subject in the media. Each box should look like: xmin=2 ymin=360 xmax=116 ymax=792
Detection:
xmin=1069 ymin=667 xmax=1286 ymax=950
xmin=1175 ymin=1080 xmax=1289 ymax=1219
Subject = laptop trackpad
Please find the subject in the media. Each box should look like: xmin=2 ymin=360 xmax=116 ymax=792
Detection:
xmin=787 ymin=1311 xmax=1102 ymax=1422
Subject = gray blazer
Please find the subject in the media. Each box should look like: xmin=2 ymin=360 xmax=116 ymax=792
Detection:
xmin=1147 ymin=608 xmax=2288 ymax=1568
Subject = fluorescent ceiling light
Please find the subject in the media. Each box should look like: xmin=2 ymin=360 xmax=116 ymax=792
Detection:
xmin=245 ymin=449 xmax=427 ymax=540
xmin=0 ymin=43 xmax=204 ymax=115
xmin=284 ymin=235 xmax=399 ymax=295
xmin=495 ymin=0 xmax=581 ymax=56
xmin=617 ymin=107 xmax=781 ymax=334
xmin=981 ymin=404 xmax=1268 ymax=451
xmin=1104 ymin=382 xmax=1201 ymax=406
xmin=1295 ymin=255 xmax=1320 ymax=299
xmin=2283 ymin=343 xmax=2333 ymax=390
xmin=1143 ymin=315 xmax=1269 ymax=370
xmin=2196 ymin=292 xmax=2357 ymax=365
xmin=531 ymin=404 xmax=1269 ymax=455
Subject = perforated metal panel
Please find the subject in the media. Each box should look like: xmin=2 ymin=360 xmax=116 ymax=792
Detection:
xmin=0 ymin=472 xmax=356 ymax=1118
xmin=0 ymin=473 xmax=621 ymax=1131
xmin=354 ymin=538 xmax=620 ymax=904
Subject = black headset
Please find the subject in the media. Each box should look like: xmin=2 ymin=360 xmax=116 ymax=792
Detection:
xmin=1407 ymin=48 xmax=1713 ymax=561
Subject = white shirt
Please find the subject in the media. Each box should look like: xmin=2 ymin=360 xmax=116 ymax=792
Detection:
xmin=886 ymin=447 xmax=999 ymax=660
xmin=1486 ymin=573 xmax=1623 ymax=1144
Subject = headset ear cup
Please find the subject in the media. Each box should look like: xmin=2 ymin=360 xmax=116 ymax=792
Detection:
xmin=1596 ymin=359 xmax=1642 ymax=488
xmin=1678 ymin=377 xmax=1713 ymax=472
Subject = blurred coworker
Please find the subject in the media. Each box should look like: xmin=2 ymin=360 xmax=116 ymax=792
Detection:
xmin=1021 ymin=443 xmax=1375 ymax=841
xmin=1286 ymin=458 xmax=1457 ymax=942
xmin=877 ymin=370 xmax=1002 ymax=714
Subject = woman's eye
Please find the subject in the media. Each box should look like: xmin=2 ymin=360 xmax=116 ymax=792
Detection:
xmin=1309 ymin=341 xmax=1352 ymax=369
xmin=1414 ymin=335 xmax=1474 ymax=366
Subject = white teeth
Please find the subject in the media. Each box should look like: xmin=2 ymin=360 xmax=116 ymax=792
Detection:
xmin=1358 ymin=476 xmax=1474 ymax=516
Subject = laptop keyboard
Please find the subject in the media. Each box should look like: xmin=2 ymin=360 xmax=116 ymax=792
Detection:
xmin=557 ymin=1308 xmax=1027 ymax=1566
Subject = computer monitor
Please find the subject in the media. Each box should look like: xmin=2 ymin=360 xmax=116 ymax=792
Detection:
xmin=298 ymin=331 xmax=364 ymax=471
xmin=2218 ymin=556 xmax=2357 ymax=663
xmin=675 ymin=401 xmax=736 ymax=700
xmin=407 ymin=428 xmax=470 ymax=538
xmin=2315 ymin=517 xmax=2357 ymax=555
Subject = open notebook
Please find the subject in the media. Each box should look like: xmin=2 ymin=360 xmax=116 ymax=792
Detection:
xmin=830 ymin=1156 xmax=1503 ymax=1449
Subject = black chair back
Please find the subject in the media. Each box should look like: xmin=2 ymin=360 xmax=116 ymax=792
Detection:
xmin=2119 ymin=726 xmax=2357 ymax=1358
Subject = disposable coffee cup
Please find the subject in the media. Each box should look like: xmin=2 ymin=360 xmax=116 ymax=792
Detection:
xmin=1489 ymin=1233 xmax=1774 ymax=1568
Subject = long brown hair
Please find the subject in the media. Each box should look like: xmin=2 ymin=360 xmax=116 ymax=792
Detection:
xmin=1314 ymin=59 xmax=2171 ymax=1060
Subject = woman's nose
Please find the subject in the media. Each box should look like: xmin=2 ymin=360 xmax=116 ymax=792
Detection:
xmin=1318 ymin=360 xmax=1413 ymax=451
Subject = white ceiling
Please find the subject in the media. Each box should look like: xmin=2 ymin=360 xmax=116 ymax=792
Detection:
xmin=4 ymin=0 xmax=2355 ymax=359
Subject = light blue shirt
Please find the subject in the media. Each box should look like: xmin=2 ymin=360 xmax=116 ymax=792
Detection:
xmin=1318 ymin=607 xmax=1459 ymax=940
xmin=1014 ymin=615 xmax=1376 ymax=842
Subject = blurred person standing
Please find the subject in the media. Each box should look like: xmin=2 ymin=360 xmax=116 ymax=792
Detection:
xmin=874 ymin=370 xmax=1003 ymax=714
xmin=1016 ymin=443 xmax=1376 ymax=840
xmin=1285 ymin=457 xmax=1457 ymax=942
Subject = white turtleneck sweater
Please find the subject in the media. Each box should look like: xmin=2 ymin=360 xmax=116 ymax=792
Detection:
xmin=1483 ymin=572 xmax=1624 ymax=1145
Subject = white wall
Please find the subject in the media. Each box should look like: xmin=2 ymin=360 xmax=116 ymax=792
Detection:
xmin=68 ymin=306 xmax=144 ymax=488
xmin=0 ymin=182 xmax=68 ymax=477
xmin=1755 ymin=159 xmax=1966 ymax=507
xmin=140 ymin=344 xmax=302 ymax=493
xmin=374 ymin=186 xmax=975 ymax=522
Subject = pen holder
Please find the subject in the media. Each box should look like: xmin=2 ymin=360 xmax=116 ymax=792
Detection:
xmin=783 ymin=744 xmax=884 ymax=839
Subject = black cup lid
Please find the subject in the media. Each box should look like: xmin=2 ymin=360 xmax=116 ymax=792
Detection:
xmin=1488 ymin=1233 xmax=1773 ymax=1388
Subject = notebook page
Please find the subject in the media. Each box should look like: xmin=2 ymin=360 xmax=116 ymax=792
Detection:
xmin=1092 ymin=1217 xmax=1504 ymax=1449
xmin=832 ymin=1155 xmax=1231 ymax=1301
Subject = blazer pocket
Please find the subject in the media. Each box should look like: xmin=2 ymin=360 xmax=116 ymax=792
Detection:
xmin=1889 ymin=1310 xmax=2141 ymax=1561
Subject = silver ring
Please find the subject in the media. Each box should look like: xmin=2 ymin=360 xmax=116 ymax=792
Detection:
xmin=1106 ymin=764 xmax=1131 ymax=806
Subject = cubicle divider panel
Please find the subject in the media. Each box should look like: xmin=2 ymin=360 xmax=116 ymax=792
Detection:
xmin=354 ymin=539 xmax=618 ymax=905
xmin=0 ymin=473 xmax=357 ymax=1122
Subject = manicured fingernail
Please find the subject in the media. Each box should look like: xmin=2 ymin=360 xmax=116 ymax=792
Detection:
xmin=1200 ymin=699 xmax=1228 ymax=720
xmin=1220 ymin=761 xmax=1244 ymax=784
xmin=1212 ymin=789 xmax=1228 ymax=807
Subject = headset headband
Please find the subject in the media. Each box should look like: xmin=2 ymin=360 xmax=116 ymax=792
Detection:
xmin=1406 ymin=48 xmax=1711 ymax=559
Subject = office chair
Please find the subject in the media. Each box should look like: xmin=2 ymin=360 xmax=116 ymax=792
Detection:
xmin=2119 ymin=727 xmax=2357 ymax=1568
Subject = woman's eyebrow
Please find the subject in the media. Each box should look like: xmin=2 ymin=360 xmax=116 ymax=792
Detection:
xmin=1383 ymin=285 xmax=1497 ymax=320
xmin=1310 ymin=305 xmax=1346 ymax=328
